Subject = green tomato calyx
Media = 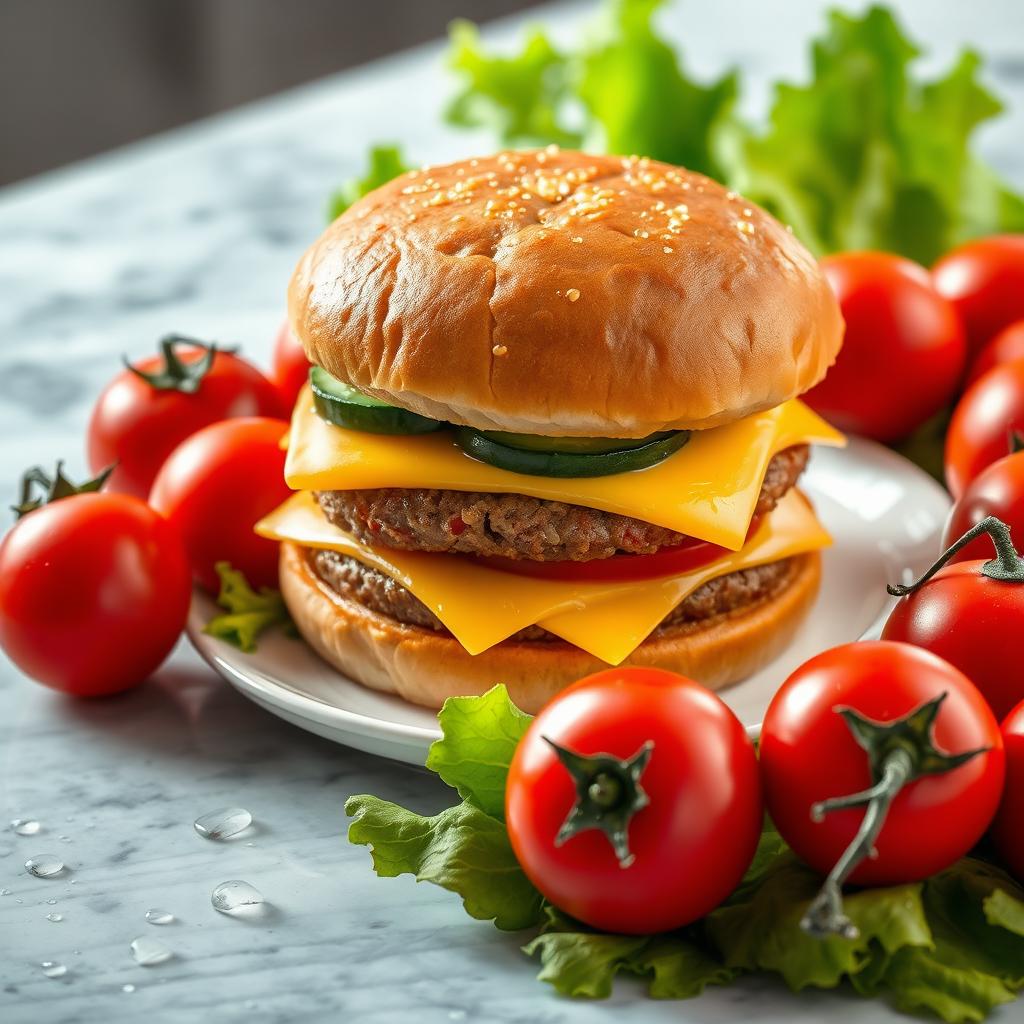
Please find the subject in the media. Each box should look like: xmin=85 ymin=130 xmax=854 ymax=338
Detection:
xmin=544 ymin=737 xmax=654 ymax=869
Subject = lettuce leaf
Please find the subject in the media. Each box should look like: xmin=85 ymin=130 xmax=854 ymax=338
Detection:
xmin=346 ymin=795 xmax=543 ymax=930
xmin=203 ymin=562 xmax=293 ymax=652
xmin=442 ymin=0 xmax=1024 ymax=263
xmin=328 ymin=144 xmax=410 ymax=220
xmin=425 ymin=685 xmax=532 ymax=819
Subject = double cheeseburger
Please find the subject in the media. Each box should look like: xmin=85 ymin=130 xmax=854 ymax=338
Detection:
xmin=259 ymin=149 xmax=845 ymax=714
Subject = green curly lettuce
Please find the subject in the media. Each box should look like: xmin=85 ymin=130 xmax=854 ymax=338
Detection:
xmin=327 ymin=144 xmax=410 ymax=220
xmin=203 ymin=561 xmax=293 ymax=652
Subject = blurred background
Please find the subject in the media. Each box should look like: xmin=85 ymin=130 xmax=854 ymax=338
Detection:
xmin=0 ymin=0 xmax=542 ymax=185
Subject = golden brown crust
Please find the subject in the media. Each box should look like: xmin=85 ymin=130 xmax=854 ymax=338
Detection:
xmin=288 ymin=149 xmax=843 ymax=437
xmin=279 ymin=541 xmax=822 ymax=715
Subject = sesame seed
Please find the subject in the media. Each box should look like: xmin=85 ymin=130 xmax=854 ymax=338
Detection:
xmin=742 ymin=208 xmax=753 ymax=217
xmin=572 ymin=236 xmax=583 ymax=243
xmin=663 ymin=246 xmax=673 ymax=253
xmin=566 ymin=288 xmax=581 ymax=302
xmin=492 ymin=344 xmax=508 ymax=356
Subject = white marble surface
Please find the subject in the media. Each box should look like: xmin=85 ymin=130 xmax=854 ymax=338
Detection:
xmin=2 ymin=2 xmax=1024 ymax=1021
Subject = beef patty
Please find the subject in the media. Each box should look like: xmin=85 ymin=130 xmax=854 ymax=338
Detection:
xmin=311 ymin=548 xmax=799 ymax=643
xmin=317 ymin=445 xmax=808 ymax=562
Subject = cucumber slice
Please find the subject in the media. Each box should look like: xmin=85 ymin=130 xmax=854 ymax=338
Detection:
xmin=310 ymin=367 xmax=443 ymax=434
xmin=476 ymin=429 xmax=675 ymax=454
xmin=455 ymin=427 xmax=691 ymax=477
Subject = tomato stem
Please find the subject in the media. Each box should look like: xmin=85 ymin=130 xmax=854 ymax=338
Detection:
xmin=11 ymin=461 xmax=115 ymax=520
xmin=543 ymin=737 xmax=654 ymax=869
xmin=126 ymin=334 xmax=235 ymax=393
xmin=887 ymin=515 xmax=1024 ymax=596
xmin=802 ymin=749 xmax=912 ymax=939
xmin=800 ymin=692 xmax=989 ymax=940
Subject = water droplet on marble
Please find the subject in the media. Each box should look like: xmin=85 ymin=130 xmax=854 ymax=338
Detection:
xmin=145 ymin=908 xmax=174 ymax=925
xmin=41 ymin=961 xmax=67 ymax=978
xmin=122 ymin=983 xmax=136 ymax=993
xmin=26 ymin=855 xmax=65 ymax=878
xmin=194 ymin=807 xmax=252 ymax=840
xmin=130 ymin=936 xmax=173 ymax=966
xmin=11 ymin=818 xmax=40 ymax=835
xmin=46 ymin=898 xmax=57 ymax=905
xmin=0 ymin=888 xmax=10 ymax=896
xmin=47 ymin=913 xmax=63 ymax=922
xmin=59 ymin=835 xmax=72 ymax=843
xmin=211 ymin=879 xmax=263 ymax=914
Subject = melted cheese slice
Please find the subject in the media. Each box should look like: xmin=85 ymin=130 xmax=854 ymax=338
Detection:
xmin=285 ymin=389 xmax=844 ymax=550
xmin=257 ymin=489 xmax=831 ymax=665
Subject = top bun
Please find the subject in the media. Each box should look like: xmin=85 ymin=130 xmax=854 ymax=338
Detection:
xmin=288 ymin=149 xmax=843 ymax=436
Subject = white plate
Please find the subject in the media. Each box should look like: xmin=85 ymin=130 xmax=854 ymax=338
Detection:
xmin=187 ymin=437 xmax=950 ymax=765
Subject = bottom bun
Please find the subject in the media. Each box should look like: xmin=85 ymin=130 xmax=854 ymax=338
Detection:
xmin=279 ymin=542 xmax=822 ymax=716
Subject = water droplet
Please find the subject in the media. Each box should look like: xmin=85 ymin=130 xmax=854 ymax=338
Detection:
xmin=59 ymin=835 xmax=72 ymax=843
xmin=211 ymin=880 xmax=264 ymax=915
xmin=130 ymin=936 xmax=173 ymax=966
xmin=11 ymin=818 xmax=41 ymax=835
xmin=0 ymin=888 xmax=10 ymax=896
xmin=145 ymin=909 xmax=174 ymax=925
xmin=122 ymin=984 xmax=136 ymax=993
xmin=26 ymin=855 xmax=65 ymax=878
xmin=46 ymin=898 xmax=57 ymax=905
xmin=448 ymin=1012 xmax=467 ymax=1022
xmin=194 ymin=807 xmax=252 ymax=840
xmin=70 ymin=880 xmax=77 ymax=885
xmin=47 ymin=913 xmax=63 ymax=922
xmin=41 ymin=961 xmax=67 ymax=978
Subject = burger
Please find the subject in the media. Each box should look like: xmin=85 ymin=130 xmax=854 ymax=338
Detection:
xmin=259 ymin=148 xmax=845 ymax=714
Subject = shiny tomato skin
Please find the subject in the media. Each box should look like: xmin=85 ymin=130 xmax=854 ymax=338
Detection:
xmin=760 ymin=642 xmax=1003 ymax=886
xmin=942 ymin=451 xmax=1024 ymax=564
xmin=149 ymin=417 xmax=290 ymax=593
xmin=505 ymin=668 xmax=762 ymax=934
xmin=992 ymin=700 xmax=1024 ymax=881
xmin=804 ymin=252 xmax=966 ymax=443
xmin=0 ymin=493 xmax=191 ymax=696
xmin=882 ymin=561 xmax=1024 ymax=722
xmin=88 ymin=345 xmax=284 ymax=499
xmin=946 ymin=359 xmax=1024 ymax=498
xmin=966 ymin=321 xmax=1024 ymax=388
xmin=933 ymin=236 xmax=1024 ymax=358
xmin=270 ymin=321 xmax=310 ymax=413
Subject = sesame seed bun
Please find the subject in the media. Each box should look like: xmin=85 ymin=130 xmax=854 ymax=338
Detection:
xmin=288 ymin=149 xmax=843 ymax=437
xmin=278 ymin=540 xmax=822 ymax=715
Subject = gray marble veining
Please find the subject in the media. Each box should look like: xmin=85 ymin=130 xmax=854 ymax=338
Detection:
xmin=2 ymin=1 xmax=1024 ymax=1021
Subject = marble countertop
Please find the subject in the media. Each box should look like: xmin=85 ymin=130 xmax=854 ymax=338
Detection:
xmin=2 ymin=2 xmax=1023 ymax=1021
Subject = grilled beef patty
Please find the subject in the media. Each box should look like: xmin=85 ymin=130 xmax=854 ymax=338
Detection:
xmin=316 ymin=445 xmax=808 ymax=562
xmin=311 ymin=548 xmax=798 ymax=642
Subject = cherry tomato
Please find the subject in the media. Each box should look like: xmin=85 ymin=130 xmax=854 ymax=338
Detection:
xmin=88 ymin=336 xmax=284 ymax=499
xmin=0 ymin=493 xmax=191 ymax=696
xmin=270 ymin=320 xmax=310 ymax=412
xmin=945 ymin=358 xmax=1024 ymax=498
xmin=803 ymin=252 xmax=966 ymax=443
xmin=761 ymin=642 xmax=1004 ymax=887
xmin=149 ymin=417 xmax=290 ymax=592
xmin=478 ymin=519 xmax=759 ymax=582
xmin=933 ymin=235 xmax=1024 ymax=358
xmin=505 ymin=667 xmax=762 ymax=934
xmin=965 ymin=320 xmax=1024 ymax=388
xmin=992 ymin=699 xmax=1024 ymax=881
xmin=883 ymin=513 xmax=1024 ymax=722
xmin=942 ymin=451 xmax=1024 ymax=563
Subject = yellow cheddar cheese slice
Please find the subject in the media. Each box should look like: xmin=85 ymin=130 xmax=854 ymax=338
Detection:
xmin=257 ymin=489 xmax=831 ymax=665
xmin=285 ymin=388 xmax=844 ymax=550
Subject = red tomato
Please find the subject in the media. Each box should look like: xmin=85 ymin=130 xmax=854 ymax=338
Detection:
xmin=803 ymin=252 xmax=966 ymax=443
xmin=478 ymin=520 xmax=759 ymax=582
xmin=942 ymin=451 xmax=1024 ymax=563
xmin=88 ymin=337 xmax=284 ymax=498
xmin=945 ymin=359 xmax=1024 ymax=498
xmin=505 ymin=667 xmax=762 ymax=934
xmin=0 ymin=493 xmax=190 ymax=696
xmin=992 ymin=700 xmax=1024 ymax=881
xmin=761 ymin=642 xmax=1004 ymax=886
xmin=270 ymin=320 xmax=310 ymax=413
xmin=149 ymin=417 xmax=290 ymax=592
xmin=966 ymin=321 xmax=1024 ymax=387
xmin=933 ymin=236 xmax=1024 ymax=358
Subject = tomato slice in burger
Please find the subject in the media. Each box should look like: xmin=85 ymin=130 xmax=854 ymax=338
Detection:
xmin=476 ymin=518 xmax=761 ymax=582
